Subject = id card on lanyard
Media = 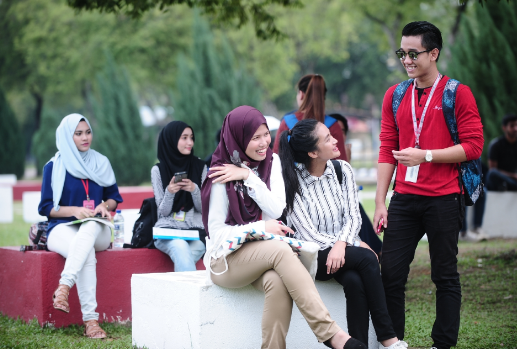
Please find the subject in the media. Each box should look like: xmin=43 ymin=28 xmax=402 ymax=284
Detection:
xmin=81 ymin=179 xmax=95 ymax=210
xmin=405 ymin=73 xmax=441 ymax=183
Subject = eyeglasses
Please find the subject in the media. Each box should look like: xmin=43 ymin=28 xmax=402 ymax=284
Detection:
xmin=395 ymin=49 xmax=432 ymax=61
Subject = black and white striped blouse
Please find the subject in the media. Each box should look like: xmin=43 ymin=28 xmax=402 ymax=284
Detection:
xmin=288 ymin=160 xmax=362 ymax=250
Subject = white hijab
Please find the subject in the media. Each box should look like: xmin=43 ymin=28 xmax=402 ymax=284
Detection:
xmin=50 ymin=114 xmax=116 ymax=211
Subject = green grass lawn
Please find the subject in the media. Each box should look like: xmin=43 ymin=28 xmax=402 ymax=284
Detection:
xmin=406 ymin=240 xmax=517 ymax=349
xmin=0 ymin=203 xmax=32 ymax=247
xmin=1 ymin=203 xmax=516 ymax=348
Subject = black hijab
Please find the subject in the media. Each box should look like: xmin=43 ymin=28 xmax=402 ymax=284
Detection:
xmin=156 ymin=121 xmax=205 ymax=213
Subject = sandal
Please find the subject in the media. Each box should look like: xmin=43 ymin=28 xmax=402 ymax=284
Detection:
xmin=52 ymin=284 xmax=70 ymax=313
xmin=84 ymin=319 xmax=107 ymax=339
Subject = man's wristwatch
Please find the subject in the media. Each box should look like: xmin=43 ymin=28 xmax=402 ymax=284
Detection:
xmin=425 ymin=150 xmax=433 ymax=163
xmin=352 ymin=239 xmax=361 ymax=247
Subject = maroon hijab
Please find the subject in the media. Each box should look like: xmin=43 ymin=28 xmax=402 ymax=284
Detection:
xmin=201 ymin=106 xmax=273 ymax=237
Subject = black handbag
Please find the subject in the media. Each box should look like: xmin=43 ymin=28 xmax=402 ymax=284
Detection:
xmin=129 ymin=197 xmax=158 ymax=248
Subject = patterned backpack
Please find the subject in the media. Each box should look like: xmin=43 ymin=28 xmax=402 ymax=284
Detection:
xmin=21 ymin=221 xmax=49 ymax=251
xmin=391 ymin=78 xmax=483 ymax=206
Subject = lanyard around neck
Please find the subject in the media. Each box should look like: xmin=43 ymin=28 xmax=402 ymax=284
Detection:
xmin=411 ymin=73 xmax=441 ymax=148
xmin=81 ymin=179 xmax=90 ymax=201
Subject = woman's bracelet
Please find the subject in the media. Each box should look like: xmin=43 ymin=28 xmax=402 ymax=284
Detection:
xmin=106 ymin=203 xmax=109 ymax=211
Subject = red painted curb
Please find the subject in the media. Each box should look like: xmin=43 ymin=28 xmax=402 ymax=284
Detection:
xmin=0 ymin=246 xmax=205 ymax=327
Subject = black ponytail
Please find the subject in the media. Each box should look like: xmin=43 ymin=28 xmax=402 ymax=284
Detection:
xmin=278 ymin=119 xmax=320 ymax=212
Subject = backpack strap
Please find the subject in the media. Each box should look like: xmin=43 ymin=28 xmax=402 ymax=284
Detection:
xmin=331 ymin=160 xmax=343 ymax=185
xmin=441 ymin=78 xmax=467 ymax=211
xmin=284 ymin=113 xmax=337 ymax=130
xmin=391 ymin=79 xmax=414 ymax=131
xmin=284 ymin=113 xmax=298 ymax=130
xmin=442 ymin=78 xmax=461 ymax=145
xmin=324 ymin=115 xmax=337 ymax=128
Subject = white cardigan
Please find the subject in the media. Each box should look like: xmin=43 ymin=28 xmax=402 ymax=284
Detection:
xmin=203 ymin=154 xmax=286 ymax=283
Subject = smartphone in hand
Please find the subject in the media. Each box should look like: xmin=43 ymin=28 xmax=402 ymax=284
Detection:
xmin=173 ymin=171 xmax=188 ymax=183
xmin=377 ymin=218 xmax=385 ymax=234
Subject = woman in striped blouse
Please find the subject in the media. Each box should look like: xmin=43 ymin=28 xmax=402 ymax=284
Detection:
xmin=279 ymin=119 xmax=407 ymax=349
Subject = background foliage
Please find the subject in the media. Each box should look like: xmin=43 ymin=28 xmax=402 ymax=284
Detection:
xmin=448 ymin=1 xmax=517 ymax=153
xmin=90 ymin=53 xmax=154 ymax=185
xmin=174 ymin=16 xmax=262 ymax=158
xmin=0 ymin=0 xmax=511 ymax=183
xmin=0 ymin=87 xmax=25 ymax=178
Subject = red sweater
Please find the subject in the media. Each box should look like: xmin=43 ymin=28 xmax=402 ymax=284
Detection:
xmin=272 ymin=112 xmax=348 ymax=162
xmin=379 ymin=76 xmax=484 ymax=196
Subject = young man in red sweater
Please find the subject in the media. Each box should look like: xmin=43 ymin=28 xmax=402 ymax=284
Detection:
xmin=374 ymin=21 xmax=484 ymax=349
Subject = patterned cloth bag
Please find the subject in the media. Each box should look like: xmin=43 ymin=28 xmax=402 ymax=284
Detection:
xmin=210 ymin=229 xmax=321 ymax=280
xmin=27 ymin=221 xmax=49 ymax=250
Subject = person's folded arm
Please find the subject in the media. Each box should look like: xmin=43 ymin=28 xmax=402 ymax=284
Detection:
xmin=425 ymin=86 xmax=484 ymax=164
xmin=207 ymin=182 xmax=265 ymax=258
xmin=151 ymin=166 xmax=175 ymax=217
xmin=455 ymin=85 xmax=484 ymax=161
xmin=244 ymin=154 xmax=286 ymax=219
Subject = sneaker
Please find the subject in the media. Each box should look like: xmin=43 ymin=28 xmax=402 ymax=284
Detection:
xmin=459 ymin=230 xmax=483 ymax=242
xmin=473 ymin=227 xmax=489 ymax=241
xmin=378 ymin=340 xmax=408 ymax=349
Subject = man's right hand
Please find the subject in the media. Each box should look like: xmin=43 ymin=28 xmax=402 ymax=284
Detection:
xmin=373 ymin=204 xmax=388 ymax=235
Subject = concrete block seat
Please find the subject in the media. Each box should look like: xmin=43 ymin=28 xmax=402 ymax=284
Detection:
xmin=481 ymin=191 xmax=517 ymax=238
xmin=0 ymin=247 xmax=204 ymax=328
xmin=132 ymin=271 xmax=378 ymax=349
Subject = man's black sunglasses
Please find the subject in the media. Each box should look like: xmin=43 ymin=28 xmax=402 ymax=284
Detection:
xmin=395 ymin=49 xmax=432 ymax=61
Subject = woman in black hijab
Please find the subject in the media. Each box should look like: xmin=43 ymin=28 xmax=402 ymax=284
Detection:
xmin=151 ymin=121 xmax=207 ymax=271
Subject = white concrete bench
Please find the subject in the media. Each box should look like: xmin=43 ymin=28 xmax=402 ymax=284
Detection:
xmin=481 ymin=191 xmax=517 ymax=238
xmin=132 ymin=271 xmax=377 ymax=349
xmin=0 ymin=174 xmax=16 ymax=223
xmin=22 ymin=191 xmax=47 ymax=223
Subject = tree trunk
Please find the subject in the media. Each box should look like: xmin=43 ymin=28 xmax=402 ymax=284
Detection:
xmin=31 ymin=90 xmax=43 ymax=130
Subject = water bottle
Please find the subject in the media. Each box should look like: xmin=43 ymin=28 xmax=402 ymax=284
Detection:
xmin=357 ymin=185 xmax=364 ymax=204
xmin=113 ymin=210 xmax=124 ymax=248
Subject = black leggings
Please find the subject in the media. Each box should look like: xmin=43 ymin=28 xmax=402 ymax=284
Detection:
xmin=316 ymin=246 xmax=396 ymax=344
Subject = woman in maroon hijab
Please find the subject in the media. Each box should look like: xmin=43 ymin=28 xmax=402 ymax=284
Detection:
xmin=201 ymin=106 xmax=365 ymax=349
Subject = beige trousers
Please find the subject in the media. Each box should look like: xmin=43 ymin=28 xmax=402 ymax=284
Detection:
xmin=211 ymin=240 xmax=341 ymax=349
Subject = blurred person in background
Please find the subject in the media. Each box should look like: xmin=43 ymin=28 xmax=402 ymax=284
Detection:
xmin=272 ymin=74 xmax=347 ymax=161
xmin=487 ymin=114 xmax=517 ymax=191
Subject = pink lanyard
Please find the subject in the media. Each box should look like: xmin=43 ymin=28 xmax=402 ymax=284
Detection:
xmin=411 ymin=73 xmax=441 ymax=148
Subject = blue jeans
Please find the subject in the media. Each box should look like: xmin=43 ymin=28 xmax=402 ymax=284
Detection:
xmin=461 ymin=187 xmax=486 ymax=232
xmin=155 ymin=238 xmax=205 ymax=272
xmin=486 ymin=169 xmax=517 ymax=191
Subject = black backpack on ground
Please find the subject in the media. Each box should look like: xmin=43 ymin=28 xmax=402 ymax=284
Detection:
xmin=129 ymin=197 xmax=158 ymax=249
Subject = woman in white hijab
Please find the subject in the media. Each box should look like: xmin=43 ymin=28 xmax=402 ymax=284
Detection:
xmin=38 ymin=114 xmax=123 ymax=339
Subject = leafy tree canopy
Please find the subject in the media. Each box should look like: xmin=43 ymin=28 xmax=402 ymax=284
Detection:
xmin=66 ymin=0 xmax=302 ymax=40
xmin=448 ymin=1 xmax=517 ymax=156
